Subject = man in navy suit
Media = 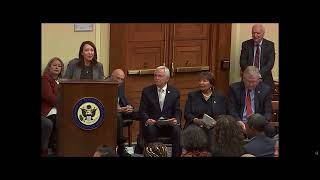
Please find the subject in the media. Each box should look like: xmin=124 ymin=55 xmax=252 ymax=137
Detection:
xmin=243 ymin=114 xmax=276 ymax=157
xmin=228 ymin=66 xmax=275 ymax=138
xmin=139 ymin=66 xmax=181 ymax=157
xmin=240 ymin=24 xmax=275 ymax=90
xmin=107 ymin=69 xmax=140 ymax=156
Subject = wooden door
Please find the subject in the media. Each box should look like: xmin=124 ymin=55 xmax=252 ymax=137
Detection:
xmin=168 ymin=24 xmax=210 ymax=127
xmin=110 ymin=23 xmax=231 ymax=142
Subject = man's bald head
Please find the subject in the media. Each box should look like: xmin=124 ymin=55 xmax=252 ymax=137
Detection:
xmin=252 ymin=24 xmax=265 ymax=43
xmin=111 ymin=69 xmax=125 ymax=83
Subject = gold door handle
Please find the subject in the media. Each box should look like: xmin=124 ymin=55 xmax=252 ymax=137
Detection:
xmin=140 ymin=69 xmax=156 ymax=75
xmin=127 ymin=69 xmax=156 ymax=75
xmin=127 ymin=70 xmax=140 ymax=75
xmin=171 ymin=62 xmax=174 ymax=77
xmin=176 ymin=66 xmax=209 ymax=73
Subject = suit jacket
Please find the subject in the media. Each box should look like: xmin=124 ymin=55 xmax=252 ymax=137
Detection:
xmin=118 ymin=84 xmax=130 ymax=107
xmin=227 ymin=81 xmax=272 ymax=121
xmin=63 ymin=58 xmax=104 ymax=80
xmin=243 ymin=134 xmax=276 ymax=157
xmin=184 ymin=90 xmax=226 ymax=128
xmin=41 ymin=72 xmax=58 ymax=116
xmin=240 ymin=38 xmax=275 ymax=88
xmin=139 ymin=84 xmax=181 ymax=124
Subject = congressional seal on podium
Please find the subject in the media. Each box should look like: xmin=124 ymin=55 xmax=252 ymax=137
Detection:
xmin=72 ymin=97 xmax=105 ymax=130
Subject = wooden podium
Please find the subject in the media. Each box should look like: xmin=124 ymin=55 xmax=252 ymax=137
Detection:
xmin=57 ymin=79 xmax=119 ymax=156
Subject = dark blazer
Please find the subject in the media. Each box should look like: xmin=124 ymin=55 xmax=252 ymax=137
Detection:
xmin=63 ymin=58 xmax=104 ymax=80
xmin=118 ymin=84 xmax=130 ymax=107
xmin=227 ymin=81 xmax=272 ymax=121
xmin=184 ymin=90 xmax=226 ymax=128
xmin=139 ymin=84 xmax=181 ymax=124
xmin=41 ymin=72 xmax=58 ymax=116
xmin=240 ymin=38 xmax=275 ymax=88
xmin=243 ymin=134 xmax=276 ymax=157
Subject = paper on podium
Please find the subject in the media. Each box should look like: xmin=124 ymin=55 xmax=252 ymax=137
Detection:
xmin=200 ymin=114 xmax=216 ymax=129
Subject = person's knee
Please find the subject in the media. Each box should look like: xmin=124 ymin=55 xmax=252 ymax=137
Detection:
xmin=143 ymin=126 xmax=158 ymax=142
xmin=42 ymin=117 xmax=53 ymax=131
xmin=172 ymin=125 xmax=181 ymax=134
xmin=171 ymin=125 xmax=181 ymax=139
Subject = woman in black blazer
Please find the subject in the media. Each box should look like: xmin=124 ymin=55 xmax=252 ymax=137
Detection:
xmin=184 ymin=72 xmax=227 ymax=152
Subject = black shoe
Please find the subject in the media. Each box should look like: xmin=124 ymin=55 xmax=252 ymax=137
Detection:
xmin=119 ymin=151 xmax=132 ymax=157
xmin=134 ymin=145 xmax=143 ymax=154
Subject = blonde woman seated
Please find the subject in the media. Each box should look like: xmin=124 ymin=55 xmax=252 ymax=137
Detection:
xmin=143 ymin=142 xmax=168 ymax=157
xmin=181 ymin=124 xmax=211 ymax=157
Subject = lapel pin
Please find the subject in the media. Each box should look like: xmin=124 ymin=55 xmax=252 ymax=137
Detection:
xmin=168 ymin=91 xmax=170 ymax=94
xmin=214 ymin=101 xmax=216 ymax=103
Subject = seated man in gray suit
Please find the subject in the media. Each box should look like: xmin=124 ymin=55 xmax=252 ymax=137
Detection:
xmin=244 ymin=114 xmax=276 ymax=157
xmin=139 ymin=66 xmax=181 ymax=157
xmin=228 ymin=66 xmax=275 ymax=138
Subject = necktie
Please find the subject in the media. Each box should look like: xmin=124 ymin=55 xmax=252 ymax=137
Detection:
xmin=159 ymin=89 xmax=165 ymax=111
xmin=254 ymin=44 xmax=260 ymax=68
xmin=246 ymin=90 xmax=253 ymax=117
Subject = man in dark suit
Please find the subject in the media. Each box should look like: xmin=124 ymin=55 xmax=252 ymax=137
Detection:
xmin=139 ymin=66 xmax=181 ymax=157
xmin=240 ymin=24 xmax=275 ymax=90
xmin=107 ymin=69 xmax=140 ymax=157
xmin=243 ymin=114 xmax=276 ymax=157
xmin=228 ymin=66 xmax=275 ymax=138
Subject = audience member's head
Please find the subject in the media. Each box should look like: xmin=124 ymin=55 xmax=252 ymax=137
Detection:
xmin=181 ymin=125 xmax=210 ymax=157
xmin=111 ymin=69 xmax=126 ymax=84
xmin=211 ymin=115 xmax=245 ymax=157
xmin=143 ymin=142 xmax=168 ymax=157
xmin=252 ymin=24 xmax=265 ymax=43
xmin=154 ymin=66 xmax=170 ymax=88
xmin=274 ymin=140 xmax=279 ymax=157
xmin=43 ymin=57 xmax=64 ymax=79
xmin=242 ymin=66 xmax=261 ymax=90
xmin=93 ymin=145 xmax=118 ymax=157
xmin=198 ymin=71 xmax=215 ymax=93
xmin=246 ymin=113 xmax=267 ymax=139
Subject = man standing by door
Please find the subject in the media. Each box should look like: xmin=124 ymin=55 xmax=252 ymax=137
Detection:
xmin=240 ymin=24 xmax=275 ymax=90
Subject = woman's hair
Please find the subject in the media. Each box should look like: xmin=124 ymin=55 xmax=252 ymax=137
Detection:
xmin=199 ymin=71 xmax=215 ymax=86
xmin=77 ymin=41 xmax=98 ymax=67
xmin=143 ymin=142 xmax=168 ymax=157
xmin=43 ymin=57 xmax=64 ymax=78
xmin=211 ymin=115 xmax=245 ymax=157
xmin=181 ymin=125 xmax=208 ymax=151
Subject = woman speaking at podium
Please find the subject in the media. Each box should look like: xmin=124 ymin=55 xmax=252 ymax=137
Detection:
xmin=64 ymin=41 xmax=104 ymax=80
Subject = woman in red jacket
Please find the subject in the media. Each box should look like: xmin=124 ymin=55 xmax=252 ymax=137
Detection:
xmin=41 ymin=57 xmax=64 ymax=156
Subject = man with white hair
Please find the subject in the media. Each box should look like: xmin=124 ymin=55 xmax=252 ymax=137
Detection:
xmin=240 ymin=24 xmax=275 ymax=90
xmin=227 ymin=66 xmax=275 ymax=138
xmin=139 ymin=66 xmax=182 ymax=157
